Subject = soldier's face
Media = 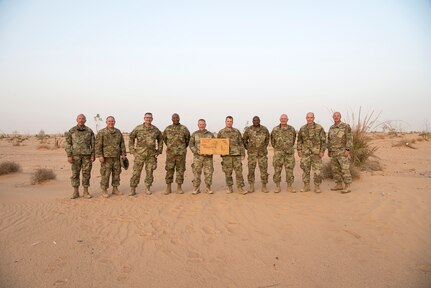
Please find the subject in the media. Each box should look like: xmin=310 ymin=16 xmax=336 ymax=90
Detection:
xmin=144 ymin=115 xmax=153 ymax=125
xmin=252 ymin=117 xmax=260 ymax=127
xmin=306 ymin=114 xmax=315 ymax=125
xmin=77 ymin=115 xmax=86 ymax=127
xmin=198 ymin=121 xmax=206 ymax=131
xmin=106 ymin=117 xmax=115 ymax=129
xmin=333 ymin=113 xmax=341 ymax=124
xmin=280 ymin=115 xmax=288 ymax=125
xmin=226 ymin=118 xmax=233 ymax=128
xmin=172 ymin=114 xmax=180 ymax=125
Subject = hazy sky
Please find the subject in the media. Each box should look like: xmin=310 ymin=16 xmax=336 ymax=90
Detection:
xmin=1 ymin=0 xmax=430 ymax=134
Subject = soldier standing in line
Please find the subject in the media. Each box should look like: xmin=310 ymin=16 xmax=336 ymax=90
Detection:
xmin=328 ymin=112 xmax=353 ymax=193
xmin=271 ymin=114 xmax=297 ymax=193
xmin=65 ymin=114 xmax=95 ymax=199
xmin=95 ymin=116 xmax=127 ymax=198
xmin=243 ymin=116 xmax=270 ymax=193
xmin=189 ymin=119 xmax=215 ymax=195
xmin=297 ymin=112 xmax=327 ymax=193
xmin=129 ymin=112 xmax=163 ymax=196
xmin=217 ymin=116 xmax=247 ymax=194
xmin=163 ymin=113 xmax=191 ymax=194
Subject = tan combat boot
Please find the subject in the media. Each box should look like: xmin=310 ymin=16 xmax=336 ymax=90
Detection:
xmin=144 ymin=185 xmax=152 ymax=195
xmin=101 ymin=188 xmax=110 ymax=198
xmin=300 ymin=183 xmax=310 ymax=192
xmin=342 ymin=183 xmax=351 ymax=193
xmin=286 ymin=183 xmax=296 ymax=193
xmin=248 ymin=183 xmax=255 ymax=193
xmin=129 ymin=187 xmax=136 ymax=196
xmin=112 ymin=186 xmax=123 ymax=196
xmin=83 ymin=187 xmax=92 ymax=199
xmin=330 ymin=182 xmax=343 ymax=191
xmin=226 ymin=186 xmax=233 ymax=194
xmin=237 ymin=185 xmax=247 ymax=195
xmin=177 ymin=183 xmax=184 ymax=194
xmin=261 ymin=183 xmax=269 ymax=193
xmin=71 ymin=187 xmax=79 ymax=199
xmin=314 ymin=184 xmax=321 ymax=193
xmin=192 ymin=186 xmax=200 ymax=195
xmin=274 ymin=183 xmax=281 ymax=193
xmin=205 ymin=184 xmax=213 ymax=194
xmin=164 ymin=183 xmax=172 ymax=195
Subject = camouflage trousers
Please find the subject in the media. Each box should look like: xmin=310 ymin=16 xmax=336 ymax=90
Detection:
xmin=165 ymin=153 xmax=187 ymax=184
xmin=330 ymin=151 xmax=352 ymax=184
xmin=100 ymin=157 xmax=121 ymax=189
xmin=191 ymin=155 xmax=214 ymax=187
xmin=221 ymin=155 xmax=244 ymax=187
xmin=300 ymin=154 xmax=323 ymax=185
xmin=247 ymin=152 xmax=269 ymax=184
xmin=70 ymin=155 xmax=92 ymax=187
xmin=272 ymin=150 xmax=295 ymax=185
xmin=130 ymin=154 xmax=157 ymax=188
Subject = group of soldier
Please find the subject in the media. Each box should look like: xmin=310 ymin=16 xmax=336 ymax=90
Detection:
xmin=65 ymin=111 xmax=353 ymax=199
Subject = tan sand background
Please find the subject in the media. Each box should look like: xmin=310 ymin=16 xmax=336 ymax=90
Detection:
xmin=1 ymin=134 xmax=430 ymax=287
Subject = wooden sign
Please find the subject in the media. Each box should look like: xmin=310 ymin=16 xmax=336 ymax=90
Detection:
xmin=200 ymin=138 xmax=229 ymax=155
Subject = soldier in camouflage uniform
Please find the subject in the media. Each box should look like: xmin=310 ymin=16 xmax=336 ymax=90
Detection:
xmin=129 ymin=112 xmax=163 ymax=196
xmin=271 ymin=114 xmax=297 ymax=193
xmin=189 ymin=119 xmax=215 ymax=195
xmin=95 ymin=116 xmax=127 ymax=198
xmin=217 ymin=116 xmax=246 ymax=194
xmin=65 ymin=114 xmax=95 ymax=199
xmin=297 ymin=112 xmax=327 ymax=193
xmin=328 ymin=112 xmax=353 ymax=193
xmin=163 ymin=113 xmax=191 ymax=194
xmin=243 ymin=116 xmax=270 ymax=193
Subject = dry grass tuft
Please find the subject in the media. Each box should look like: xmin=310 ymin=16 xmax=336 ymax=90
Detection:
xmin=0 ymin=161 xmax=21 ymax=175
xmin=392 ymin=139 xmax=417 ymax=149
xmin=31 ymin=168 xmax=56 ymax=184
xmin=419 ymin=132 xmax=431 ymax=141
xmin=37 ymin=144 xmax=52 ymax=150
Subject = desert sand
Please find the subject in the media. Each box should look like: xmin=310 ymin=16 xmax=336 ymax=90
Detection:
xmin=1 ymin=134 xmax=431 ymax=288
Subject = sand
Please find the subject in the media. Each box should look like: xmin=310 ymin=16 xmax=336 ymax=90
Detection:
xmin=1 ymin=134 xmax=430 ymax=288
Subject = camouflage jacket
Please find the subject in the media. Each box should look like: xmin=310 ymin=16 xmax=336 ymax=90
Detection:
xmin=327 ymin=122 xmax=353 ymax=152
xmin=65 ymin=125 xmax=95 ymax=157
xmin=189 ymin=129 xmax=214 ymax=155
xmin=163 ymin=124 xmax=191 ymax=156
xmin=129 ymin=124 xmax=163 ymax=156
xmin=95 ymin=127 xmax=126 ymax=158
xmin=217 ymin=127 xmax=245 ymax=156
xmin=243 ymin=125 xmax=270 ymax=156
xmin=271 ymin=124 xmax=296 ymax=154
xmin=297 ymin=123 xmax=327 ymax=155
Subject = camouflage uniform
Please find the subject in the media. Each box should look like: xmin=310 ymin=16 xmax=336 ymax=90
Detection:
xmin=65 ymin=125 xmax=95 ymax=188
xmin=189 ymin=129 xmax=214 ymax=187
xmin=328 ymin=122 xmax=353 ymax=185
xmin=271 ymin=124 xmax=296 ymax=185
xmin=297 ymin=123 xmax=326 ymax=185
xmin=243 ymin=125 xmax=270 ymax=184
xmin=95 ymin=127 xmax=126 ymax=190
xmin=163 ymin=124 xmax=190 ymax=184
xmin=217 ymin=127 xmax=245 ymax=188
xmin=129 ymin=124 xmax=163 ymax=188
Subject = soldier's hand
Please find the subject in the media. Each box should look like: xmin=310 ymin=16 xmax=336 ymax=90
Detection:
xmin=319 ymin=152 xmax=324 ymax=158
xmin=344 ymin=150 xmax=350 ymax=157
xmin=298 ymin=152 xmax=303 ymax=158
xmin=241 ymin=155 xmax=245 ymax=161
xmin=91 ymin=155 xmax=95 ymax=162
xmin=99 ymin=157 xmax=105 ymax=163
xmin=67 ymin=156 xmax=73 ymax=164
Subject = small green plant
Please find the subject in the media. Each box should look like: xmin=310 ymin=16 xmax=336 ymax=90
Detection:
xmin=0 ymin=161 xmax=21 ymax=175
xmin=31 ymin=168 xmax=56 ymax=184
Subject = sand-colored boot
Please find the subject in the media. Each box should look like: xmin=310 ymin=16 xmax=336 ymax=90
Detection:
xmin=205 ymin=184 xmax=213 ymax=194
xmin=83 ymin=187 xmax=92 ymax=199
xmin=112 ymin=186 xmax=123 ymax=196
xmin=248 ymin=183 xmax=255 ymax=193
xmin=164 ymin=183 xmax=172 ymax=195
xmin=237 ymin=185 xmax=247 ymax=195
xmin=286 ymin=183 xmax=296 ymax=193
xmin=314 ymin=184 xmax=322 ymax=193
xmin=261 ymin=183 xmax=269 ymax=193
xmin=342 ymin=183 xmax=352 ymax=193
xmin=71 ymin=187 xmax=79 ymax=199
xmin=192 ymin=185 xmax=200 ymax=195
xmin=144 ymin=185 xmax=152 ymax=195
xmin=101 ymin=188 xmax=110 ymax=198
xmin=129 ymin=187 xmax=136 ymax=196
xmin=274 ymin=183 xmax=281 ymax=193
xmin=331 ymin=182 xmax=343 ymax=191
xmin=300 ymin=182 xmax=310 ymax=192
xmin=177 ymin=183 xmax=184 ymax=194
xmin=226 ymin=186 xmax=233 ymax=194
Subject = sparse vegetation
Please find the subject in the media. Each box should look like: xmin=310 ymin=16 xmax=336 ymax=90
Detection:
xmin=0 ymin=161 xmax=21 ymax=175
xmin=322 ymin=161 xmax=361 ymax=180
xmin=392 ymin=139 xmax=417 ymax=149
xmin=31 ymin=168 xmax=56 ymax=184
xmin=37 ymin=144 xmax=52 ymax=150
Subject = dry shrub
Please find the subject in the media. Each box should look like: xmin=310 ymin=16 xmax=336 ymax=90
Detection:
xmin=37 ymin=144 xmax=52 ymax=150
xmin=322 ymin=161 xmax=361 ymax=180
xmin=31 ymin=168 xmax=56 ymax=184
xmin=362 ymin=160 xmax=382 ymax=172
xmin=419 ymin=132 xmax=431 ymax=141
xmin=0 ymin=161 xmax=21 ymax=175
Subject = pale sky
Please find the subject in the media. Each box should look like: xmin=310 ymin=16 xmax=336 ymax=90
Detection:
xmin=1 ymin=0 xmax=430 ymax=134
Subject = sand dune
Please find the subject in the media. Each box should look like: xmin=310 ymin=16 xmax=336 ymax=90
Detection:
xmin=1 ymin=135 xmax=430 ymax=287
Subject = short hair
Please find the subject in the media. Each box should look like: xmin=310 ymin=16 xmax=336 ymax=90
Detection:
xmin=226 ymin=116 xmax=233 ymax=121
xmin=106 ymin=116 xmax=115 ymax=121
xmin=144 ymin=112 xmax=153 ymax=118
xmin=198 ymin=119 xmax=206 ymax=123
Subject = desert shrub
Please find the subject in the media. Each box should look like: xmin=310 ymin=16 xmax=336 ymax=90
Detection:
xmin=31 ymin=168 xmax=56 ymax=184
xmin=322 ymin=161 xmax=361 ymax=180
xmin=362 ymin=160 xmax=382 ymax=172
xmin=37 ymin=144 xmax=52 ymax=150
xmin=0 ymin=161 xmax=21 ymax=175
xmin=419 ymin=132 xmax=431 ymax=141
